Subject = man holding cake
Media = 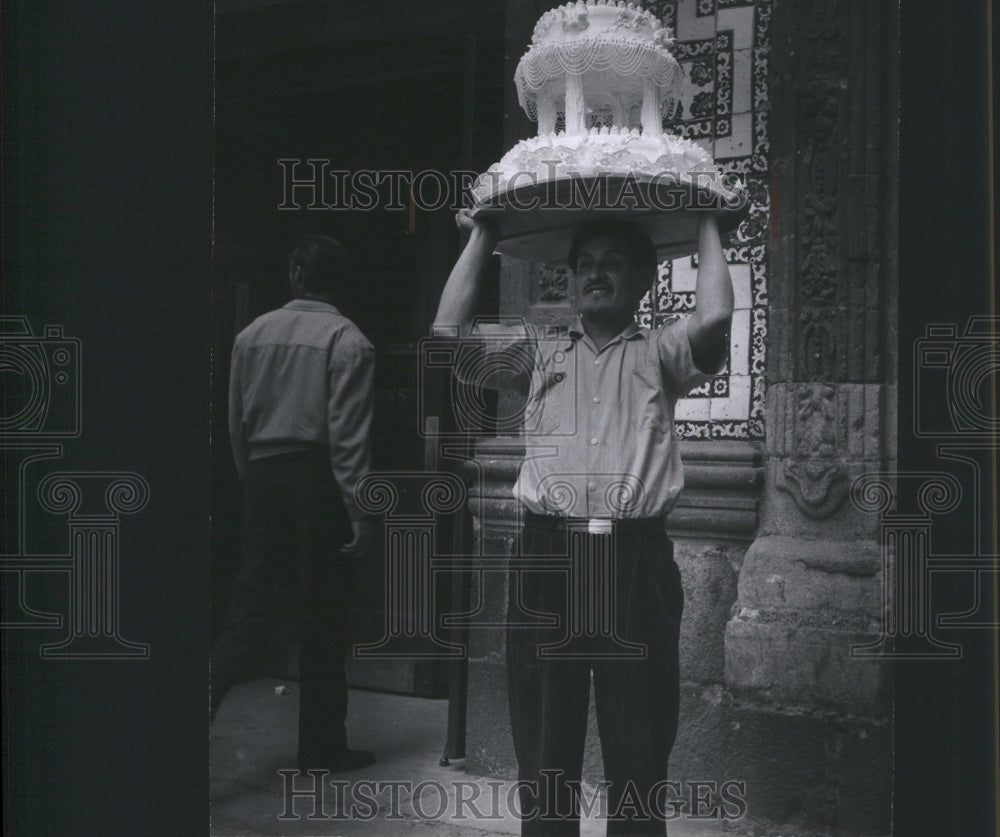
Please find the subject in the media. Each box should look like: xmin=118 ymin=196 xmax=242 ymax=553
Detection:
xmin=433 ymin=205 xmax=733 ymax=834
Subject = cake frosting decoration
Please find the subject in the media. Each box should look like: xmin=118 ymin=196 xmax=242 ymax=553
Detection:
xmin=470 ymin=0 xmax=747 ymax=262
xmin=515 ymin=0 xmax=681 ymax=130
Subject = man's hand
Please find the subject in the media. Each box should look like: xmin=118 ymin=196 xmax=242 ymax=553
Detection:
xmin=432 ymin=209 xmax=499 ymax=336
xmin=455 ymin=206 xmax=477 ymax=233
xmin=341 ymin=517 xmax=379 ymax=557
xmin=454 ymin=207 xmax=497 ymax=241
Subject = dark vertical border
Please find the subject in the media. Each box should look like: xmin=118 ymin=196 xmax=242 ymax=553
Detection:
xmin=1 ymin=2 xmax=213 ymax=834
xmin=896 ymin=1 xmax=997 ymax=835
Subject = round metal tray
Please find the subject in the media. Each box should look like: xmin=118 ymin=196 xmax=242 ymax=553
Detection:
xmin=470 ymin=172 xmax=749 ymax=265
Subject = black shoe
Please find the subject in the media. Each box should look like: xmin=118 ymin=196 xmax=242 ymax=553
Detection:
xmin=299 ymin=749 xmax=375 ymax=773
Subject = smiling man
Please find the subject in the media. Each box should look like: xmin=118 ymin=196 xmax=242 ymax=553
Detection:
xmin=434 ymin=210 xmax=733 ymax=836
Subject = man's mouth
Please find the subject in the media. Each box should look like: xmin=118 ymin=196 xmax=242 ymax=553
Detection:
xmin=583 ymin=281 xmax=613 ymax=297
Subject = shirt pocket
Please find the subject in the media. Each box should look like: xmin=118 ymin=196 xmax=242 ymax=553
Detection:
xmin=632 ymin=358 xmax=671 ymax=433
xmin=524 ymin=368 xmax=566 ymax=436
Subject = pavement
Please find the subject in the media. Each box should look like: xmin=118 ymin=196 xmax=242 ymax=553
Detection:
xmin=210 ymin=680 xmax=746 ymax=837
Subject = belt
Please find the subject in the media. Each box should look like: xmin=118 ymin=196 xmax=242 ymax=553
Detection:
xmin=523 ymin=510 xmax=665 ymax=535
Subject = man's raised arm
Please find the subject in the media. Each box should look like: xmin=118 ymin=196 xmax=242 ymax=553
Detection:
xmin=432 ymin=209 xmax=499 ymax=336
xmin=688 ymin=213 xmax=735 ymax=373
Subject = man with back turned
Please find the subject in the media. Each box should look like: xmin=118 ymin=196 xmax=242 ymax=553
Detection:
xmin=212 ymin=233 xmax=377 ymax=773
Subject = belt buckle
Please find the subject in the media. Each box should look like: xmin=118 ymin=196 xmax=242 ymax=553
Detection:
xmin=587 ymin=518 xmax=613 ymax=536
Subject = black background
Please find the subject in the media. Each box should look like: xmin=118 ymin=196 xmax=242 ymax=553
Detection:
xmin=1 ymin=1 xmax=997 ymax=835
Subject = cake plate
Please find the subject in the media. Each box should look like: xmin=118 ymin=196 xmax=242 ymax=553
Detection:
xmin=470 ymin=172 xmax=749 ymax=265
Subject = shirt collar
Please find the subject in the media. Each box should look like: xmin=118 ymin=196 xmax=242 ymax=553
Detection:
xmin=567 ymin=316 xmax=646 ymax=343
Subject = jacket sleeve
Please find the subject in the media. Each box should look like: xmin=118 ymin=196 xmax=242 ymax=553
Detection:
xmin=326 ymin=333 xmax=376 ymax=521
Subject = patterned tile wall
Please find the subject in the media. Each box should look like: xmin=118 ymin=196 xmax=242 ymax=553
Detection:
xmin=635 ymin=0 xmax=770 ymax=441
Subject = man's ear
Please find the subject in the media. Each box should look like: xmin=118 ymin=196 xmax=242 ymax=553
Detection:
xmin=289 ymin=264 xmax=304 ymax=294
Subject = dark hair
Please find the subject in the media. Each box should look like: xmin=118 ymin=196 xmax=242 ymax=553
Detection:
xmin=567 ymin=219 xmax=658 ymax=282
xmin=288 ymin=233 xmax=348 ymax=295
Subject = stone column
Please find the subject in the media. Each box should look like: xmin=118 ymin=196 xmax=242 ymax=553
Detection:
xmin=718 ymin=0 xmax=897 ymax=832
xmin=462 ymin=437 xmax=522 ymax=778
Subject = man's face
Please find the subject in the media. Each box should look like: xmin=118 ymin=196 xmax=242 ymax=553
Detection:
xmin=571 ymin=235 xmax=646 ymax=321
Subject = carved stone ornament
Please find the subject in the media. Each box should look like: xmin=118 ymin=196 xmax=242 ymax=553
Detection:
xmin=781 ymin=459 xmax=848 ymax=519
xmin=539 ymin=265 xmax=571 ymax=302
xmin=777 ymin=383 xmax=849 ymax=518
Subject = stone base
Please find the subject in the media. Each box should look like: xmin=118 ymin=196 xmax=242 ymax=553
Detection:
xmin=671 ymin=683 xmax=890 ymax=836
xmin=725 ymin=535 xmax=890 ymax=711
xmin=464 ymin=658 xmax=518 ymax=779
xmin=725 ymin=619 xmax=888 ymax=710
xmin=675 ymin=538 xmax=744 ymax=684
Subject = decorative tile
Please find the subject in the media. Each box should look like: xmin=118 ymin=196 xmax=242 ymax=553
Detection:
xmin=731 ymin=264 xmax=752 ymax=309
xmin=657 ymin=1 xmax=678 ymax=30
xmin=674 ymin=0 xmax=719 ymax=39
xmin=711 ymin=419 xmax=749 ymax=440
xmin=677 ymin=422 xmax=712 ymax=440
xmin=676 ymin=397 xmax=712 ymax=421
xmin=670 ymin=257 xmax=699 ymax=293
xmin=713 ymin=113 xmax=752 ymax=158
xmin=731 ymin=49 xmax=752 ymax=114
xmin=715 ymin=36 xmax=734 ymax=124
xmin=710 ymin=375 xmax=751 ymax=420
xmin=635 ymin=292 xmax=654 ymax=330
xmin=717 ymin=4 xmax=756 ymax=48
xmin=645 ymin=0 xmax=769 ymax=441
xmin=686 ymin=378 xmax=713 ymax=398
xmin=729 ymin=308 xmax=750 ymax=374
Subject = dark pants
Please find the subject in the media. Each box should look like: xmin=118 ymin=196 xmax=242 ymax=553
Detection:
xmin=211 ymin=452 xmax=354 ymax=765
xmin=507 ymin=514 xmax=683 ymax=836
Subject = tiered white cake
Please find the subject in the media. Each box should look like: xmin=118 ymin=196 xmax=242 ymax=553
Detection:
xmin=471 ymin=0 xmax=745 ymax=263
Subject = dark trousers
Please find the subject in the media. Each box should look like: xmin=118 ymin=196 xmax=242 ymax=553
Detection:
xmin=211 ymin=453 xmax=354 ymax=765
xmin=507 ymin=515 xmax=684 ymax=836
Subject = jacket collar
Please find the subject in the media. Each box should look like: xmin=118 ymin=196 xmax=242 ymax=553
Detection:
xmin=284 ymin=298 xmax=342 ymax=315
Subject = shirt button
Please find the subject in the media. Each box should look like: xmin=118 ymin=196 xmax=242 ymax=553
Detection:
xmin=587 ymin=482 xmax=596 ymax=491
xmin=590 ymin=438 xmax=599 ymax=446
xmin=592 ymin=396 xmax=600 ymax=404
xmin=594 ymin=359 xmax=601 ymax=365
